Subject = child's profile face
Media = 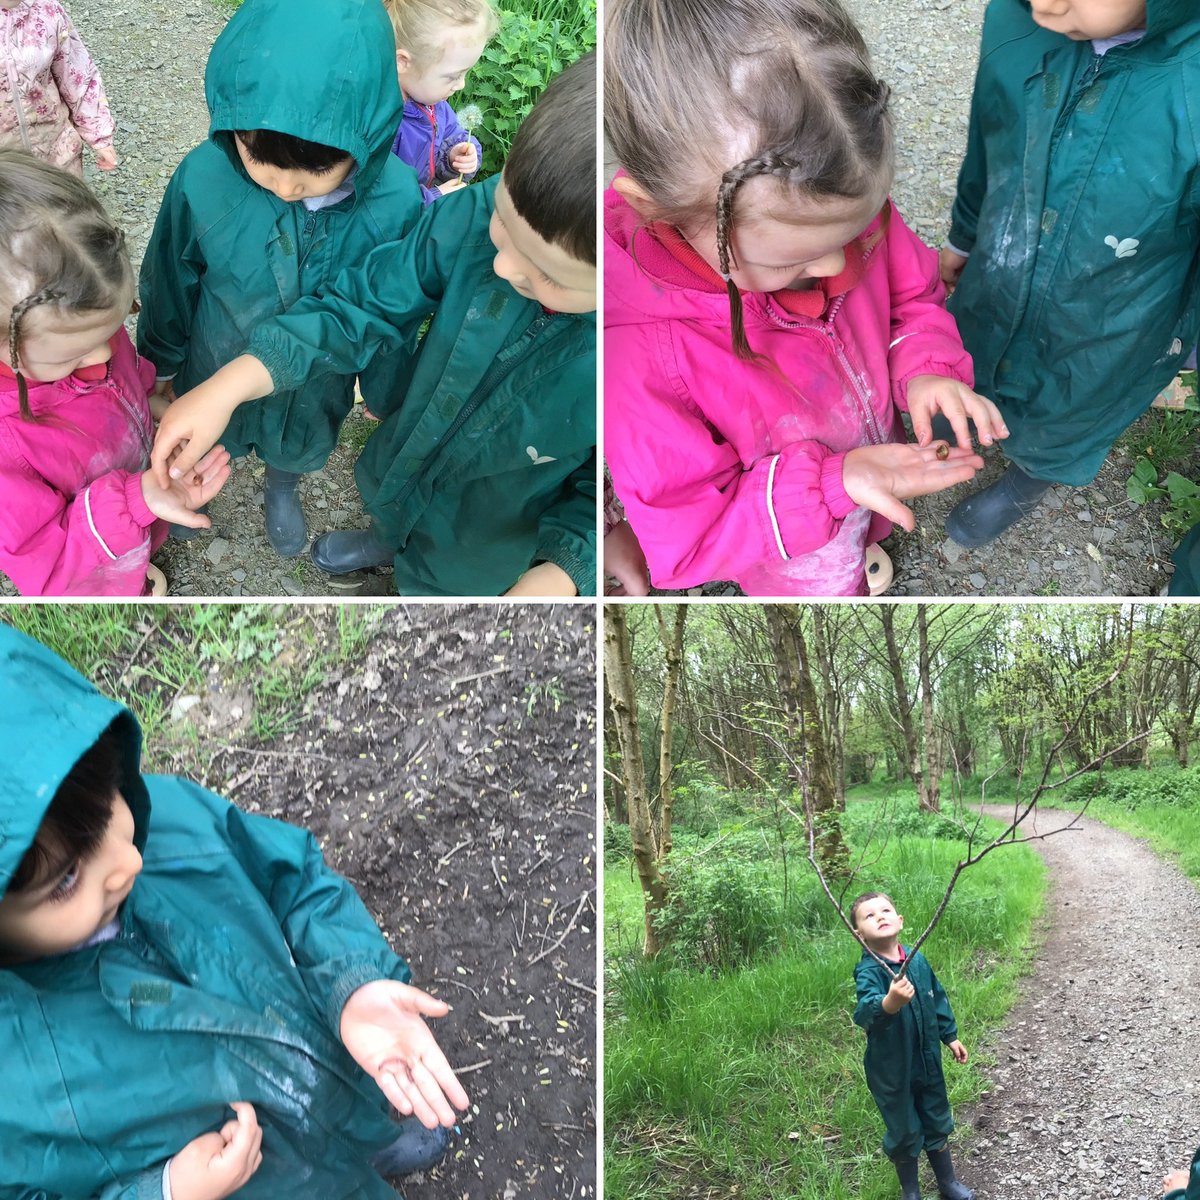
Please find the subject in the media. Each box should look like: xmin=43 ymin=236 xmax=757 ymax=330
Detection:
xmin=4 ymin=302 xmax=126 ymax=383
xmin=489 ymin=179 xmax=596 ymax=314
xmin=682 ymin=176 xmax=890 ymax=297
xmin=0 ymin=794 xmax=141 ymax=962
xmin=396 ymin=22 xmax=490 ymax=107
xmin=1029 ymin=0 xmax=1146 ymax=40
xmin=234 ymin=138 xmax=355 ymax=204
xmin=853 ymin=896 xmax=904 ymax=948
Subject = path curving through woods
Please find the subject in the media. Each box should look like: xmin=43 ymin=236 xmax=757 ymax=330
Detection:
xmin=954 ymin=806 xmax=1200 ymax=1200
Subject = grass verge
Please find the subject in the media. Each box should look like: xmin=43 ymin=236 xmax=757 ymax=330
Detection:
xmin=604 ymin=805 xmax=1046 ymax=1200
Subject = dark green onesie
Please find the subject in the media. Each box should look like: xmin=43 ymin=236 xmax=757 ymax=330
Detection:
xmin=853 ymin=945 xmax=957 ymax=1160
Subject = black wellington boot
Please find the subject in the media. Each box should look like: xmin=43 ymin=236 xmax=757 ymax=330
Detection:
xmin=927 ymin=1146 xmax=975 ymax=1200
xmin=944 ymin=460 xmax=1053 ymax=548
xmin=310 ymin=525 xmax=395 ymax=574
xmin=264 ymin=465 xmax=307 ymax=557
xmin=369 ymin=1118 xmax=450 ymax=1177
xmin=896 ymin=1156 xmax=922 ymax=1200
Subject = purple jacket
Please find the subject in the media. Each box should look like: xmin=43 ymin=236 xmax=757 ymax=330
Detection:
xmin=604 ymin=186 xmax=975 ymax=596
xmin=391 ymin=97 xmax=482 ymax=204
xmin=0 ymin=329 xmax=165 ymax=596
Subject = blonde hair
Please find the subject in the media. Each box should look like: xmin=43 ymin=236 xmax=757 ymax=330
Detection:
xmin=384 ymin=0 xmax=498 ymax=69
xmin=0 ymin=149 xmax=133 ymax=421
xmin=605 ymin=0 xmax=893 ymax=360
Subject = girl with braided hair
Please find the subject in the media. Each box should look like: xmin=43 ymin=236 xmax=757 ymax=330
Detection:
xmin=0 ymin=150 xmax=231 ymax=595
xmin=603 ymin=0 xmax=1008 ymax=596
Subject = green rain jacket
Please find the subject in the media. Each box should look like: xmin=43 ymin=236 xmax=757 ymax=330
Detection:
xmin=137 ymin=0 xmax=423 ymax=474
xmin=948 ymin=0 xmax=1200 ymax=485
xmin=0 ymin=625 xmax=410 ymax=1200
xmin=249 ymin=178 xmax=597 ymax=597
xmin=1166 ymin=1145 xmax=1200 ymax=1199
xmin=853 ymin=947 xmax=958 ymax=1102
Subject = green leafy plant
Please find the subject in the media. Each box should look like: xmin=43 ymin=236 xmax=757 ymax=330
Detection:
xmin=459 ymin=0 xmax=596 ymax=179
xmin=1124 ymin=371 xmax=1200 ymax=538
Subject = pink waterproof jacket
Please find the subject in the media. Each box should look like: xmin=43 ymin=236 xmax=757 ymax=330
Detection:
xmin=604 ymin=187 xmax=974 ymax=596
xmin=0 ymin=0 xmax=114 ymax=172
xmin=0 ymin=329 xmax=165 ymax=596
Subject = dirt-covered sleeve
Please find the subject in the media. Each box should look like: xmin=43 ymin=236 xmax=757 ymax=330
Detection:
xmin=852 ymin=958 xmax=896 ymax=1033
xmin=211 ymin=786 xmax=412 ymax=1035
xmin=533 ymin=452 xmax=597 ymax=595
xmin=137 ymin=167 xmax=207 ymax=380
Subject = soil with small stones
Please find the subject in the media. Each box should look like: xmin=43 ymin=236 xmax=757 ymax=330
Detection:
xmin=646 ymin=0 xmax=1197 ymax=598
xmin=141 ymin=604 xmax=598 ymax=1199
xmin=947 ymin=806 xmax=1200 ymax=1200
xmin=0 ymin=0 xmax=399 ymax=598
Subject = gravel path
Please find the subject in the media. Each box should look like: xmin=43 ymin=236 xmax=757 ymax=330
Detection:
xmin=954 ymin=806 xmax=1200 ymax=1200
xmin=20 ymin=0 xmax=399 ymax=598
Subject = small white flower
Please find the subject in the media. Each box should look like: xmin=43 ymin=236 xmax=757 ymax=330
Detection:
xmin=526 ymin=445 xmax=556 ymax=465
xmin=1103 ymin=235 xmax=1140 ymax=258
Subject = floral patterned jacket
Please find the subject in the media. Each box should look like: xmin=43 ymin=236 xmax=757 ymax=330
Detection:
xmin=0 ymin=0 xmax=114 ymax=170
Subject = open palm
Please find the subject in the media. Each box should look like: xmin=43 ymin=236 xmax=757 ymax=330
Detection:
xmin=339 ymin=979 xmax=470 ymax=1128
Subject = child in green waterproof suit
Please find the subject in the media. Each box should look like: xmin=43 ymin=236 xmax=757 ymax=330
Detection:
xmin=851 ymin=892 xmax=975 ymax=1200
xmin=137 ymin=0 xmax=424 ymax=558
xmin=151 ymin=53 xmax=597 ymax=598
xmin=937 ymin=0 xmax=1200 ymax=550
xmin=0 ymin=623 xmax=469 ymax=1199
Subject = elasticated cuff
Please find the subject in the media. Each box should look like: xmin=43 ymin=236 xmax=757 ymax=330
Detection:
xmin=123 ymin=473 xmax=159 ymax=529
xmin=818 ymin=452 xmax=857 ymax=520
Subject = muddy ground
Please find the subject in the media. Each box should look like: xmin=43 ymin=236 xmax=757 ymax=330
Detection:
xmin=951 ymin=806 xmax=1200 ymax=1200
xmin=135 ymin=603 xmax=598 ymax=1199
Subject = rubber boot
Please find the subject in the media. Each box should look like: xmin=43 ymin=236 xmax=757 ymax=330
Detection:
xmin=944 ymin=461 xmax=1052 ymax=549
xmin=264 ymin=465 xmax=307 ymax=557
xmin=369 ymin=1119 xmax=450 ymax=1177
xmin=310 ymin=525 xmax=394 ymax=574
xmin=927 ymin=1147 xmax=975 ymax=1200
xmin=144 ymin=564 xmax=168 ymax=597
xmin=895 ymin=1156 xmax=922 ymax=1200
xmin=169 ymin=509 xmax=207 ymax=542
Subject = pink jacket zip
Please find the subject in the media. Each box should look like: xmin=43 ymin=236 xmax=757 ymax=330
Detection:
xmin=604 ymin=187 xmax=974 ymax=596
xmin=0 ymin=329 xmax=164 ymax=595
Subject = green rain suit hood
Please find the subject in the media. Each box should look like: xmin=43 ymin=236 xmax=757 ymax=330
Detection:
xmin=853 ymin=946 xmax=958 ymax=1161
xmin=137 ymin=0 xmax=423 ymax=473
xmin=0 ymin=625 xmax=412 ymax=1199
xmin=947 ymin=0 xmax=1200 ymax=486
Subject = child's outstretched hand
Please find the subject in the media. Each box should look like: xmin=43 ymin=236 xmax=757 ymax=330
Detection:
xmin=151 ymin=355 xmax=273 ymax=487
xmin=449 ymin=142 xmax=478 ymax=176
xmin=939 ymin=247 xmax=967 ymax=296
xmin=340 ymin=979 xmax=471 ymax=1129
xmin=141 ymin=446 xmax=231 ymax=528
xmin=906 ymin=374 xmax=1008 ymax=451
xmin=946 ymin=1039 xmax=969 ymax=1064
xmin=881 ymin=975 xmax=915 ymax=1013
xmin=168 ymin=1101 xmax=263 ymax=1200
xmin=93 ymin=144 xmax=119 ymax=171
xmin=842 ymin=441 xmax=985 ymax=532
xmin=1164 ymin=1170 xmax=1189 ymax=1192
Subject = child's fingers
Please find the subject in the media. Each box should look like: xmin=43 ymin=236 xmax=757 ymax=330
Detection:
xmin=402 ymin=985 xmax=452 ymax=1018
xmin=909 ymin=407 xmax=933 ymax=447
xmin=867 ymin=491 xmax=916 ymax=532
xmin=409 ymin=1060 xmax=463 ymax=1127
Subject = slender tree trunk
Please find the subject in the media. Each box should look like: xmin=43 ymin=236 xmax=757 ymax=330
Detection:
xmin=918 ymin=607 xmax=940 ymax=813
xmin=765 ymin=605 xmax=848 ymax=875
xmin=603 ymin=605 xmax=669 ymax=957
xmin=654 ymin=605 xmax=687 ymax=859
xmin=880 ymin=606 xmax=926 ymax=808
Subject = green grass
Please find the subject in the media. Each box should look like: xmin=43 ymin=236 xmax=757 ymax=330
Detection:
xmin=604 ymin=804 xmax=1047 ymax=1200
xmin=0 ymin=605 xmax=385 ymax=767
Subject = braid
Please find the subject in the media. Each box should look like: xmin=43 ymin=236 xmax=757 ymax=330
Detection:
xmin=716 ymin=155 xmax=802 ymax=361
xmin=9 ymin=288 xmax=65 ymax=422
